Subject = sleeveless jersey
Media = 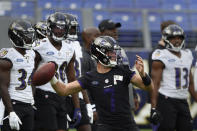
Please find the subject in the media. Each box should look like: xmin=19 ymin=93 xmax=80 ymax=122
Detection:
xmin=34 ymin=38 xmax=75 ymax=93
xmin=0 ymin=48 xmax=35 ymax=104
xmin=152 ymin=49 xmax=193 ymax=99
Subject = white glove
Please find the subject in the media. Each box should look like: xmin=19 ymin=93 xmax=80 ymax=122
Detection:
xmin=86 ymin=104 xmax=93 ymax=124
xmin=9 ymin=112 xmax=22 ymax=130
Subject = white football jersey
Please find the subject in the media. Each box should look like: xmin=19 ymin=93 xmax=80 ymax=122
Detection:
xmin=194 ymin=62 xmax=197 ymax=92
xmin=34 ymin=38 xmax=75 ymax=93
xmin=152 ymin=49 xmax=193 ymax=99
xmin=0 ymin=48 xmax=35 ymax=104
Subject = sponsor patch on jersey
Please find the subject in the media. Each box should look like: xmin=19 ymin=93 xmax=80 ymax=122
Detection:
xmin=168 ymin=59 xmax=176 ymax=62
xmin=46 ymin=51 xmax=54 ymax=55
xmin=16 ymin=59 xmax=24 ymax=62
xmin=0 ymin=50 xmax=8 ymax=57
xmin=154 ymin=50 xmax=161 ymax=57
xmin=91 ymin=81 xmax=99 ymax=85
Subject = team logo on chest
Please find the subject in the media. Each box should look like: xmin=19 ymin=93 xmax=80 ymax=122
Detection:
xmin=105 ymin=79 xmax=109 ymax=83
xmin=46 ymin=51 xmax=54 ymax=55
xmin=16 ymin=59 xmax=23 ymax=62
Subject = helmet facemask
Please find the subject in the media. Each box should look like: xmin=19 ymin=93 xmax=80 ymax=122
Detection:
xmin=162 ymin=24 xmax=185 ymax=52
xmin=67 ymin=20 xmax=79 ymax=41
xmin=9 ymin=20 xmax=35 ymax=50
xmin=47 ymin=12 xmax=69 ymax=42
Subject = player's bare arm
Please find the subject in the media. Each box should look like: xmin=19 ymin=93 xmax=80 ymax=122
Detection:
xmin=151 ymin=60 xmax=164 ymax=105
xmin=131 ymin=55 xmax=156 ymax=108
xmin=188 ymin=70 xmax=197 ymax=101
xmin=66 ymin=53 xmax=80 ymax=108
xmin=0 ymin=59 xmax=13 ymax=113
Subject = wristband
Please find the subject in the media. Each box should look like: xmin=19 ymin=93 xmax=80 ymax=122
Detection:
xmin=50 ymin=76 xmax=58 ymax=85
xmin=141 ymin=73 xmax=151 ymax=86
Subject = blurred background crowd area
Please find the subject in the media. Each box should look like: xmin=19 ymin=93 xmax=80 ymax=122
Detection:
xmin=0 ymin=0 xmax=197 ymax=50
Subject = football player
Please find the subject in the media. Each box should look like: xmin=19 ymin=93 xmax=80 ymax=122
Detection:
xmin=151 ymin=24 xmax=197 ymax=131
xmin=33 ymin=12 xmax=80 ymax=131
xmin=64 ymin=13 xmax=93 ymax=131
xmin=0 ymin=19 xmax=40 ymax=131
xmin=49 ymin=36 xmax=158 ymax=131
xmin=33 ymin=21 xmax=47 ymax=48
xmin=98 ymin=19 xmax=140 ymax=130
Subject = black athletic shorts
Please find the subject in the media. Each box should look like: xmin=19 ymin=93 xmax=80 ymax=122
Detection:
xmin=66 ymin=96 xmax=90 ymax=128
xmin=2 ymin=99 xmax=34 ymax=131
xmin=34 ymin=89 xmax=68 ymax=130
xmin=157 ymin=93 xmax=193 ymax=131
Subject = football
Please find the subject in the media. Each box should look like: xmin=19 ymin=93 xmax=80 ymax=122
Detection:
xmin=32 ymin=62 xmax=56 ymax=86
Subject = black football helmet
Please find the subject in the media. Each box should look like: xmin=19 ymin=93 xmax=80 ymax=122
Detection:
xmin=162 ymin=24 xmax=185 ymax=52
xmin=8 ymin=19 xmax=35 ymax=49
xmin=64 ymin=13 xmax=79 ymax=41
xmin=91 ymin=36 xmax=119 ymax=67
xmin=47 ymin=12 xmax=69 ymax=42
xmin=34 ymin=21 xmax=47 ymax=39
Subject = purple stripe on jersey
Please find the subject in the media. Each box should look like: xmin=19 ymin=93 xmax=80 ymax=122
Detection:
xmin=130 ymin=71 xmax=136 ymax=81
xmin=77 ymin=80 xmax=85 ymax=89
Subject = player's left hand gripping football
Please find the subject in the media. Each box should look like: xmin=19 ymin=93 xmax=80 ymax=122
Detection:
xmin=135 ymin=55 xmax=145 ymax=77
xmin=70 ymin=108 xmax=82 ymax=128
xmin=150 ymin=108 xmax=161 ymax=125
xmin=9 ymin=112 xmax=22 ymax=130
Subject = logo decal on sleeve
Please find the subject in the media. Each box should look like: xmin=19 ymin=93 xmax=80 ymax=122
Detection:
xmin=154 ymin=51 xmax=161 ymax=57
xmin=0 ymin=50 xmax=8 ymax=57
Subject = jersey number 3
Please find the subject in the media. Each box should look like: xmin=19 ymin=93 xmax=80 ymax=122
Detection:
xmin=175 ymin=67 xmax=189 ymax=89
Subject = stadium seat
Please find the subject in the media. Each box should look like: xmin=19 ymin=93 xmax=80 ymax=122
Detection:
xmin=38 ymin=0 xmax=60 ymax=9
xmin=190 ymin=13 xmax=197 ymax=30
xmin=109 ymin=0 xmax=133 ymax=8
xmin=118 ymin=30 xmax=143 ymax=47
xmin=188 ymin=0 xmax=197 ymax=10
xmin=148 ymin=12 xmax=162 ymax=31
xmin=92 ymin=10 xmax=110 ymax=27
xmin=10 ymin=10 xmax=35 ymax=19
xmin=110 ymin=12 xmax=142 ymax=30
xmin=161 ymin=0 xmax=188 ymax=10
xmin=58 ymin=0 xmax=83 ymax=10
xmin=41 ymin=9 xmax=55 ymax=20
xmin=162 ymin=12 xmax=191 ymax=31
xmin=135 ymin=0 xmax=161 ymax=9
xmin=83 ymin=0 xmax=109 ymax=10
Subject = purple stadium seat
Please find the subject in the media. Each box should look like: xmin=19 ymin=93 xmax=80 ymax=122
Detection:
xmin=188 ymin=0 xmax=197 ymax=10
xmin=111 ymin=12 xmax=142 ymax=30
xmin=190 ymin=13 xmax=197 ymax=30
xmin=162 ymin=12 xmax=191 ymax=31
xmin=135 ymin=0 xmax=161 ymax=9
xmin=109 ymin=0 xmax=133 ymax=8
xmin=58 ymin=0 xmax=83 ymax=10
xmin=38 ymin=0 xmax=59 ymax=9
xmin=83 ymin=0 xmax=109 ymax=10
xmin=148 ymin=12 xmax=162 ymax=31
xmin=92 ymin=10 xmax=110 ymax=27
xmin=161 ymin=0 xmax=188 ymax=10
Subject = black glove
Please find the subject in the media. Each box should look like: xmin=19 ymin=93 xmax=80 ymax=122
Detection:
xmin=150 ymin=108 xmax=161 ymax=125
